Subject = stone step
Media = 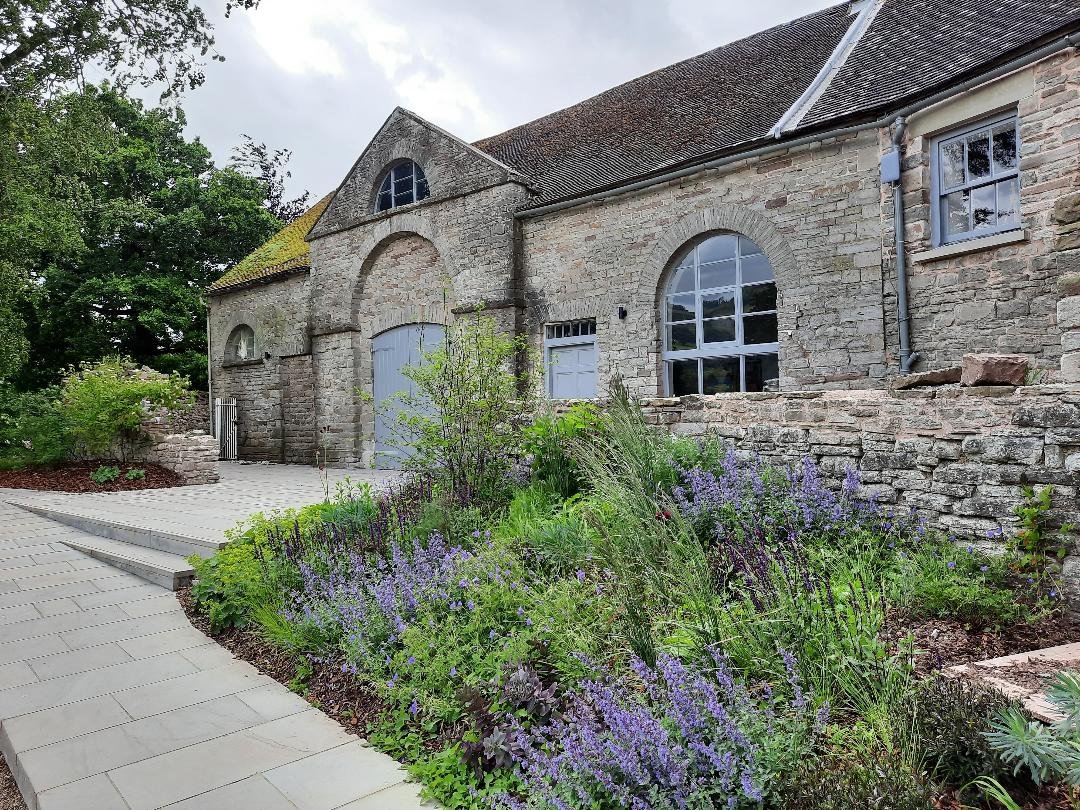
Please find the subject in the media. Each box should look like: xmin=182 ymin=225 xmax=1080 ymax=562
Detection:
xmin=7 ymin=502 xmax=227 ymax=560
xmin=57 ymin=535 xmax=194 ymax=590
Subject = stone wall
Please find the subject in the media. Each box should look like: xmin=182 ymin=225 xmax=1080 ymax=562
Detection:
xmin=135 ymin=412 xmax=219 ymax=485
xmin=638 ymin=386 xmax=1080 ymax=547
xmin=307 ymin=108 xmax=531 ymax=464
xmin=520 ymin=129 xmax=887 ymax=395
xmin=209 ymin=274 xmax=313 ymax=462
xmin=887 ymin=50 xmax=1080 ymax=378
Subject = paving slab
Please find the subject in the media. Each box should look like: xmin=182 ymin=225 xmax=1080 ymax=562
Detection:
xmin=0 ymin=467 xmax=423 ymax=810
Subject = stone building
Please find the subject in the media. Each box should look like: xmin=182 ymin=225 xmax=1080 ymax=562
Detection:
xmin=208 ymin=0 xmax=1080 ymax=487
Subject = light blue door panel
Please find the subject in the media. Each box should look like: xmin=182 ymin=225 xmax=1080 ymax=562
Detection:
xmin=373 ymin=323 xmax=444 ymax=468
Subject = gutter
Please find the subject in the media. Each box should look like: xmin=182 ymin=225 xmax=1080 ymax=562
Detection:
xmin=888 ymin=117 xmax=919 ymax=374
xmin=515 ymin=30 xmax=1080 ymax=222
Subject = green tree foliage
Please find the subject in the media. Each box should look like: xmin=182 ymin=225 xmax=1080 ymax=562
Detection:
xmin=0 ymin=0 xmax=257 ymax=97
xmin=14 ymin=86 xmax=283 ymax=389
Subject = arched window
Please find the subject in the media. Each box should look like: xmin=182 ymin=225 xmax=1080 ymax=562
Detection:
xmin=226 ymin=324 xmax=257 ymax=362
xmin=374 ymin=160 xmax=429 ymax=212
xmin=661 ymin=233 xmax=779 ymax=395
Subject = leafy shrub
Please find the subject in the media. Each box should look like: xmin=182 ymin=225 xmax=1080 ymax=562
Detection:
xmin=124 ymin=467 xmax=146 ymax=481
xmin=390 ymin=316 xmax=538 ymax=504
xmin=774 ymin=745 xmax=935 ymax=810
xmin=495 ymin=486 xmax=596 ymax=577
xmin=891 ymin=541 xmax=1027 ymax=628
xmin=986 ymin=670 xmax=1080 ymax=787
xmin=59 ymin=356 xmax=191 ymax=460
xmin=522 ymin=402 xmax=597 ymax=497
xmin=189 ymin=537 xmax=270 ymax=633
xmin=90 ymin=464 xmax=120 ymax=484
xmin=0 ymin=384 xmax=68 ymax=467
xmin=901 ymin=676 xmax=1015 ymax=789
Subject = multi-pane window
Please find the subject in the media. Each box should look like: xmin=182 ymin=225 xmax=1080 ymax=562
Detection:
xmin=375 ymin=160 xmax=430 ymax=213
xmin=931 ymin=113 xmax=1020 ymax=245
xmin=662 ymin=233 xmax=779 ymax=395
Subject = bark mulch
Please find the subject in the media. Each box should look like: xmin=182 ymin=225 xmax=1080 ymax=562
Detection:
xmin=937 ymin=784 xmax=1079 ymax=810
xmin=0 ymin=755 xmax=25 ymax=810
xmin=883 ymin=609 xmax=1080 ymax=675
xmin=0 ymin=462 xmax=183 ymax=493
xmin=177 ymin=588 xmax=386 ymax=736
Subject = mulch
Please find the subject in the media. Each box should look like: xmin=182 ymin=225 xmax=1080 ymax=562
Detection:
xmin=177 ymin=588 xmax=386 ymax=736
xmin=937 ymin=784 xmax=1079 ymax=810
xmin=989 ymin=655 xmax=1080 ymax=693
xmin=883 ymin=608 xmax=1080 ymax=675
xmin=0 ymin=755 xmax=25 ymax=810
xmin=0 ymin=462 xmax=183 ymax=493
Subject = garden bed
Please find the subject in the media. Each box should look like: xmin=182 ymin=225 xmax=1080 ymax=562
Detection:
xmin=178 ymin=587 xmax=386 ymax=734
xmin=885 ymin=611 xmax=1080 ymax=675
xmin=0 ymin=754 xmax=25 ymax=810
xmin=0 ymin=462 xmax=182 ymax=492
xmin=179 ymin=320 xmax=1080 ymax=810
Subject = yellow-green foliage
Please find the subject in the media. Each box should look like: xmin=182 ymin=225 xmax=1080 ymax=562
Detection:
xmin=210 ymin=194 xmax=331 ymax=290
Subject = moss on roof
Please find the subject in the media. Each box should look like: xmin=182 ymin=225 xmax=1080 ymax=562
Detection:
xmin=210 ymin=193 xmax=332 ymax=292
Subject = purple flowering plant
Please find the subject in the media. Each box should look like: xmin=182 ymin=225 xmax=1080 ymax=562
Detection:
xmin=495 ymin=648 xmax=823 ymax=810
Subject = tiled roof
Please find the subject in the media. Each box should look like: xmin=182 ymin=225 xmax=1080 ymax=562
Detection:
xmin=475 ymin=0 xmax=1080 ymax=208
xmin=209 ymin=194 xmax=332 ymax=293
xmin=474 ymin=4 xmax=854 ymax=205
xmin=801 ymin=0 xmax=1080 ymax=127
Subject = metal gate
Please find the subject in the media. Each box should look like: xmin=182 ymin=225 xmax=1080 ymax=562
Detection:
xmin=372 ymin=323 xmax=444 ymax=469
xmin=214 ymin=398 xmax=238 ymax=460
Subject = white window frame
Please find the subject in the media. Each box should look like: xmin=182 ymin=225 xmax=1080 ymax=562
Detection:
xmin=544 ymin=319 xmax=597 ymax=399
xmin=375 ymin=160 xmax=430 ymax=213
xmin=929 ymin=111 xmax=1021 ymax=247
xmin=661 ymin=234 xmax=779 ymax=395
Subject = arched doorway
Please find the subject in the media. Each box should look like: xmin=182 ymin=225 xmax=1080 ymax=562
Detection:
xmin=372 ymin=323 xmax=445 ymax=468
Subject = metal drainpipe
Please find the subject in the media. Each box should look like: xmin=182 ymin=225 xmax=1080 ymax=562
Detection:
xmin=891 ymin=116 xmax=920 ymax=374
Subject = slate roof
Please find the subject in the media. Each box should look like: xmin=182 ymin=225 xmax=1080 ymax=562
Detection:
xmin=474 ymin=4 xmax=854 ymax=205
xmin=475 ymin=0 xmax=1080 ymax=208
xmin=801 ymin=0 xmax=1080 ymax=127
xmin=209 ymin=194 xmax=332 ymax=293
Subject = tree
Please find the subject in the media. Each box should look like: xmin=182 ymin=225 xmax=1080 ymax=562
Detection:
xmin=15 ymin=86 xmax=282 ymax=390
xmin=0 ymin=0 xmax=258 ymax=98
xmin=231 ymin=135 xmax=311 ymax=223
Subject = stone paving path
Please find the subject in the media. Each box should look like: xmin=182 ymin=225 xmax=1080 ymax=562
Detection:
xmin=0 ymin=464 xmax=424 ymax=810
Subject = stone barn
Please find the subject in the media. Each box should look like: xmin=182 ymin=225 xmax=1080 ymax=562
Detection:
xmin=207 ymin=0 xmax=1080 ymax=547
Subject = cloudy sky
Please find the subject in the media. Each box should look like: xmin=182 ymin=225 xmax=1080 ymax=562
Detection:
xmin=182 ymin=0 xmax=838 ymax=200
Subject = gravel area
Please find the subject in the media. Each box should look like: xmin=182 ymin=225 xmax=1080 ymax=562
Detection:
xmin=0 ymin=755 xmax=25 ymax=810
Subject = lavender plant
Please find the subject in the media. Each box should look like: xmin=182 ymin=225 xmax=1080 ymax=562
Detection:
xmin=496 ymin=648 xmax=823 ymax=810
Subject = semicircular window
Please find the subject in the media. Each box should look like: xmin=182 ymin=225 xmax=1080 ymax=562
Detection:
xmin=226 ymin=324 xmax=257 ymax=362
xmin=661 ymin=233 xmax=779 ymax=395
xmin=375 ymin=160 xmax=430 ymax=212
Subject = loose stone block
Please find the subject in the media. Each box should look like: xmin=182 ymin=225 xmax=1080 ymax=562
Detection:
xmin=892 ymin=366 xmax=962 ymax=389
xmin=1063 ymin=352 xmax=1080 ymax=384
xmin=961 ymin=354 xmax=1029 ymax=387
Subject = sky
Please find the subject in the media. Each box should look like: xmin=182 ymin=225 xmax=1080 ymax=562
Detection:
xmin=181 ymin=0 xmax=839 ymax=200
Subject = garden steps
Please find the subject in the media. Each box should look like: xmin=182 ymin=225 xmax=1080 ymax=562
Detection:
xmin=947 ymin=641 xmax=1080 ymax=723
xmin=55 ymin=534 xmax=194 ymax=590
xmin=4 ymin=501 xmax=227 ymax=560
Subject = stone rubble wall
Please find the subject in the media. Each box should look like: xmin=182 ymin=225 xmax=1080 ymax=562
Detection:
xmin=634 ymin=385 xmax=1080 ymax=592
xmin=135 ymin=412 xmax=220 ymax=485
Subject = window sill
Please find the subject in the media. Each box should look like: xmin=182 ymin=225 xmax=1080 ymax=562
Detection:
xmin=912 ymin=229 xmax=1027 ymax=263
xmin=222 ymin=358 xmax=264 ymax=369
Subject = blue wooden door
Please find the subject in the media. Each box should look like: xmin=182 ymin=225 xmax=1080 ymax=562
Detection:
xmin=372 ymin=323 xmax=444 ymax=468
